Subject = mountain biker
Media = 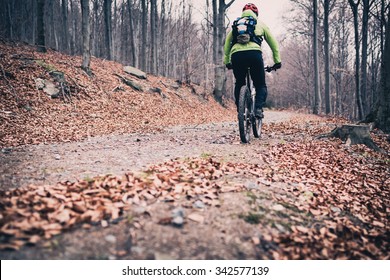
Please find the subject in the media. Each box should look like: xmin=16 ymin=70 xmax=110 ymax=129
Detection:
xmin=224 ymin=3 xmax=281 ymax=118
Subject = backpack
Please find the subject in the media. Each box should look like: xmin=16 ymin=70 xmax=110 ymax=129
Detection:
xmin=231 ymin=16 xmax=262 ymax=46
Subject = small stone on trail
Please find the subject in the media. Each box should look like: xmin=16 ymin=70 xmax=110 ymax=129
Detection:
xmin=193 ymin=200 xmax=205 ymax=209
xmin=245 ymin=181 xmax=259 ymax=190
xmin=172 ymin=216 xmax=184 ymax=226
xmin=331 ymin=206 xmax=341 ymax=213
xmin=54 ymin=154 xmax=61 ymax=160
xmin=172 ymin=207 xmax=185 ymax=226
xmin=172 ymin=207 xmax=185 ymax=217
xmin=1 ymin=148 xmax=12 ymax=154
xmin=105 ymin=235 xmax=117 ymax=244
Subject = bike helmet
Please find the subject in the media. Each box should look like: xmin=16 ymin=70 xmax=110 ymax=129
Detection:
xmin=242 ymin=3 xmax=258 ymax=16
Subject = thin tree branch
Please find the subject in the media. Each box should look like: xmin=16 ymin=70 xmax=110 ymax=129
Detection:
xmin=225 ymin=0 xmax=235 ymax=10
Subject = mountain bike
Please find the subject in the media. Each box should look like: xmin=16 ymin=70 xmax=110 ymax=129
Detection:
xmin=238 ymin=65 xmax=276 ymax=143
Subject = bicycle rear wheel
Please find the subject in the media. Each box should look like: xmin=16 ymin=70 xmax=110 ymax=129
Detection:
xmin=238 ymin=85 xmax=251 ymax=143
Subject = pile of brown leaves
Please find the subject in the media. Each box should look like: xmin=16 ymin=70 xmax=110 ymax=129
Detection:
xmin=253 ymin=136 xmax=389 ymax=259
xmin=0 ymin=41 xmax=235 ymax=147
xmin=0 ymin=158 xmax=245 ymax=250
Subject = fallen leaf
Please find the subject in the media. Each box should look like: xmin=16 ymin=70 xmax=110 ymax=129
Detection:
xmin=372 ymin=221 xmax=385 ymax=228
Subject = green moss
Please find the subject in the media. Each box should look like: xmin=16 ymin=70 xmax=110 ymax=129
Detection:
xmin=35 ymin=60 xmax=57 ymax=72
xmin=83 ymin=176 xmax=95 ymax=184
xmin=200 ymin=152 xmax=212 ymax=159
xmin=239 ymin=212 xmax=264 ymax=224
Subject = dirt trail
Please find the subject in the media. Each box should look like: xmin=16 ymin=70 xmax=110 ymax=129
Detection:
xmin=3 ymin=110 xmax=387 ymax=260
xmin=0 ymin=111 xmax=301 ymax=190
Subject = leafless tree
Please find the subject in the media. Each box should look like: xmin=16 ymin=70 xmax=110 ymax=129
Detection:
xmin=80 ymin=0 xmax=91 ymax=74
xmin=349 ymin=0 xmax=364 ymax=119
xmin=212 ymin=0 xmax=235 ymax=104
xmin=313 ymin=0 xmax=321 ymax=114
xmin=62 ymin=0 xmax=70 ymax=53
xmin=376 ymin=7 xmax=390 ymax=131
xmin=36 ymin=0 xmax=47 ymax=52
xmin=126 ymin=0 xmax=137 ymax=67
xmin=104 ymin=0 xmax=113 ymax=60
xmin=140 ymin=0 xmax=147 ymax=71
xmin=323 ymin=0 xmax=331 ymax=114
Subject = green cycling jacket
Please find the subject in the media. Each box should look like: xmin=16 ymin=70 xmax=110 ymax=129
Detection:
xmin=223 ymin=10 xmax=281 ymax=65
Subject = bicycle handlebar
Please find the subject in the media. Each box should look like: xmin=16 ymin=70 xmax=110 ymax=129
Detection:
xmin=265 ymin=66 xmax=277 ymax=73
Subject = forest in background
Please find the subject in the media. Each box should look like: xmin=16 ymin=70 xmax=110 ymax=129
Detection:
xmin=0 ymin=0 xmax=389 ymax=130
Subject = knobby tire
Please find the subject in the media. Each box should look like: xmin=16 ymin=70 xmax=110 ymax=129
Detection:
xmin=238 ymin=85 xmax=251 ymax=143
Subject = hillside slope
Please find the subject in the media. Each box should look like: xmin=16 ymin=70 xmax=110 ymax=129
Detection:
xmin=0 ymin=41 xmax=235 ymax=148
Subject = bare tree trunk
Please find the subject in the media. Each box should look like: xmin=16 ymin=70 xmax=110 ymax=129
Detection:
xmin=127 ymin=0 xmax=137 ymax=67
xmin=32 ymin=0 xmax=37 ymax=44
xmin=150 ymin=0 xmax=157 ymax=74
xmin=6 ymin=1 xmax=13 ymax=39
xmin=92 ymin=0 xmax=99 ymax=56
xmin=361 ymin=0 xmax=369 ymax=115
xmin=313 ymin=0 xmax=321 ymax=114
xmin=69 ymin=0 xmax=77 ymax=55
xmin=36 ymin=0 xmax=46 ymax=52
xmin=213 ymin=0 xmax=235 ymax=104
xmin=212 ymin=0 xmax=218 ymax=64
xmin=48 ymin=0 xmax=59 ymax=50
xmin=81 ymin=0 xmax=91 ymax=74
xmin=349 ymin=0 xmax=364 ymax=120
xmin=165 ymin=0 xmax=173 ymax=77
xmin=62 ymin=0 xmax=69 ymax=53
xmin=380 ymin=0 xmax=386 ymax=57
xmin=140 ymin=0 xmax=147 ymax=71
xmin=376 ymin=10 xmax=390 ymax=132
xmin=324 ymin=0 xmax=331 ymax=114
xmin=114 ymin=0 xmax=118 ymax=59
xmin=104 ymin=0 xmax=113 ymax=60
xmin=204 ymin=0 xmax=211 ymax=95
xmin=159 ymin=0 xmax=166 ymax=76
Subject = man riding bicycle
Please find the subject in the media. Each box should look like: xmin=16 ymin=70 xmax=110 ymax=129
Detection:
xmin=224 ymin=3 xmax=281 ymax=118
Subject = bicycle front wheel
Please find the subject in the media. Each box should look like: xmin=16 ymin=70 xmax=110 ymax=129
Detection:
xmin=238 ymin=85 xmax=251 ymax=143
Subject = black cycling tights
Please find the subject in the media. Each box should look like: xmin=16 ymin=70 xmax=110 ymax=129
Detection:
xmin=231 ymin=50 xmax=267 ymax=109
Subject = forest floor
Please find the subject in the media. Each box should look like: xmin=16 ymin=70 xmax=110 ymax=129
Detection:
xmin=0 ymin=41 xmax=389 ymax=260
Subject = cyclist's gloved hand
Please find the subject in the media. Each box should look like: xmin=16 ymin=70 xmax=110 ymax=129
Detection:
xmin=273 ymin=62 xmax=282 ymax=70
xmin=226 ymin=63 xmax=233 ymax=70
